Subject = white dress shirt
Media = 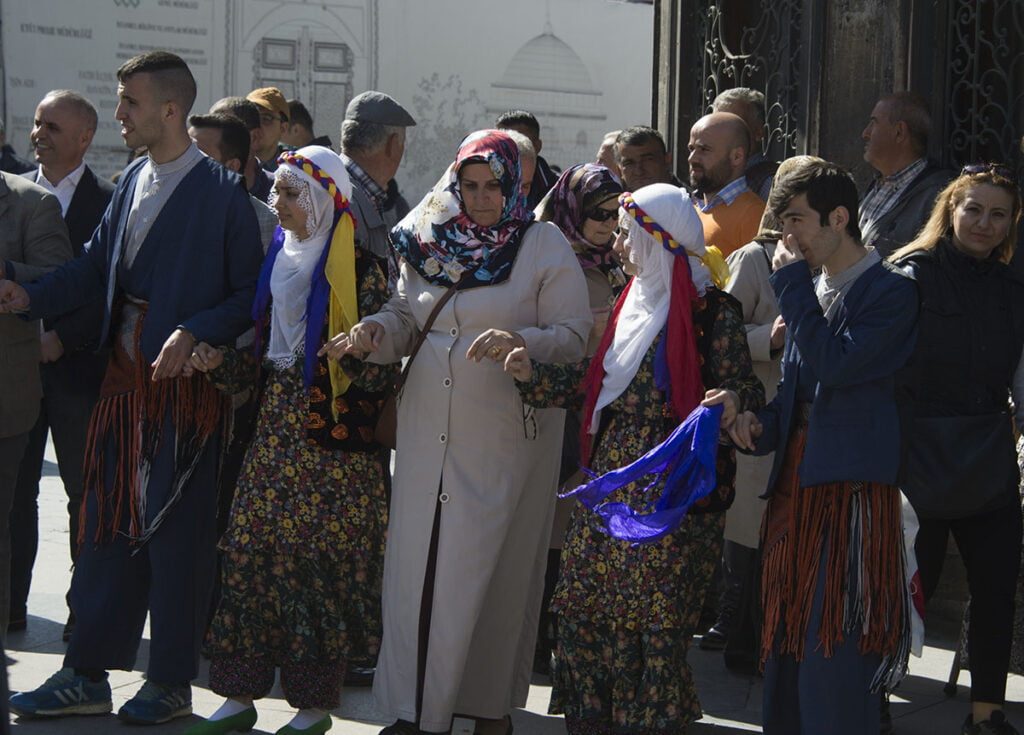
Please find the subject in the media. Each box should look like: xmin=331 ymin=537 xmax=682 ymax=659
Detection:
xmin=35 ymin=161 xmax=86 ymax=217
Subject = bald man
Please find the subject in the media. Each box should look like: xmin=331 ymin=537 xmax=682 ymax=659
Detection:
xmin=687 ymin=112 xmax=765 ymax=257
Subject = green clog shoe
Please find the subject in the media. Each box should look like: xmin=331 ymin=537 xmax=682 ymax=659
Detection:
xmin=276 ymin=714 xmax=332 ymax=734
xmin=182 ymin=706 xmax=258 ymax=734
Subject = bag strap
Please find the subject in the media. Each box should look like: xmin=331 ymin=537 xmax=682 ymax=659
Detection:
xmin=391 ymin=221 xmax=535 ymax=394
xmin=392 ymin=263 xmax=481 ymax=395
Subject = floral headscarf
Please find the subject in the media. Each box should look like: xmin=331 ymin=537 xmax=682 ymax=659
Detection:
xmin=390 ymin=129 xmax=534 ymax=289
xmin=535 ymin=163 xmax=623 ymax=269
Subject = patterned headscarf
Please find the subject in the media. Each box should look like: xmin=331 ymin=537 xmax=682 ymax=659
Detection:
xmin=535 ymin=163 xmax=623 ymax=269
xmin=390 ymin=129 xmax=534 ymax=289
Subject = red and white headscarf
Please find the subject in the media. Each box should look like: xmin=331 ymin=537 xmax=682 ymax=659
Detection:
xmin=580 ymin=183 xmax=728 ymax=462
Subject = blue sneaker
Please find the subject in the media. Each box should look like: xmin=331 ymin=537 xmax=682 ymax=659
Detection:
xmin=117 ymin=680 xmax=192 ymax=724
xmin=9 ymin=667 xmax=112 ymax=718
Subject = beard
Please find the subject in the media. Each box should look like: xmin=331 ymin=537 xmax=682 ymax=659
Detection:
xmin=690 ymin=158 xmax=733 ymax=194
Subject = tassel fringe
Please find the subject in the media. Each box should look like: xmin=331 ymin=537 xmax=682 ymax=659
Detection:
xmin=760 ymin=424 xmax=911 ymax=691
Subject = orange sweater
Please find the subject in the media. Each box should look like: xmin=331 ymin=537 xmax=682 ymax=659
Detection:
xmin=695 ymin=190 xmax=766 ymax=258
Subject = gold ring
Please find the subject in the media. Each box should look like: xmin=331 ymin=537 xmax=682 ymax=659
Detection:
xmin=489 ymin=346 xmax=501 ymax=358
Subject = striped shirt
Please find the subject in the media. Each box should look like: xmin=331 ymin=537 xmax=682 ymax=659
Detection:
xmin=858 ymin=158 xmax=928 ymax=234
xmin=695 ymin=175 xmax=751 ymax=213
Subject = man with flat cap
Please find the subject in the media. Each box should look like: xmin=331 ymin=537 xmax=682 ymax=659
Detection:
xmin=341 ymin=91 xmax=416 ymax=276
xmin=246 ymin=86 xmax=291 ymax=172
xmin=338 ymin=91 xmax=414 ymax=689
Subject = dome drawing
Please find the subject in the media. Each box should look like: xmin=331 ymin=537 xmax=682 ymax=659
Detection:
xmin=494 ymin=28 xmax=598 ymax=95
xmin=488 ymin=22 xmax=608 ymax=170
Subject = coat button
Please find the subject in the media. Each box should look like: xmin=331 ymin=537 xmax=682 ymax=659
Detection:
xmin=439 ymin=433 xmax=447 ymax=443
xmin=450 ymin=328 xmax=458 ymax=337
xmin=439 ymin=492 xmax=450 ymax=503
xmin=443 ymin=378 xmax=452 ymax=388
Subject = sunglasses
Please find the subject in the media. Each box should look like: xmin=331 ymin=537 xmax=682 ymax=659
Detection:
xmin=585 ymin=207 xmax=619 ymax=223
xmin=960 ymin=162 xmax=1014 ymax=179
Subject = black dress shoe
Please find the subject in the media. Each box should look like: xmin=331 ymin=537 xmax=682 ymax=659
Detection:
xmin=379 ymin=720 xmax=424 ymax=735
xmin=698 ymin=625 xmax=728 ymax=651
xmin=344 ymin=665 xmax=375 ymax=687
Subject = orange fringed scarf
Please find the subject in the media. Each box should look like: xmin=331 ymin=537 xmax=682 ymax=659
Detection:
xmin=760 ymin=422 xmax=911 ymax=691
xmin=80 ymin=302 xmax=226 ymax=548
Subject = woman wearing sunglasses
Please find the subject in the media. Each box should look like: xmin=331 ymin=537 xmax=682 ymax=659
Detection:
xmin=529 ymin=164 xmax=624 ymax=672
xmin=893 ymin=163 xmax=1024 ymax=735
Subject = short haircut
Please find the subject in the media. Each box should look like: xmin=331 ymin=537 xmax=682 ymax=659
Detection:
xmin=768 ymin=158 xmax=862 ymax=242
xmin=711 ymin=87 xmax=766 ymax=128
xmin=117 ymin=51 xmax=197 ymax=114
xmin=614 ymin=126 xmax=667 ymax=159
xmin=210 ymin=97 xmax=261 ymax=131
xmin=288 ymin=99 xmax=313 ymax=131
xmin=340 ymin=119 xmax=403 ymax=155
xmin=880 ymin=91 xmax=931 ymax=157
xmin=40 ymin=90 xmax=99 ymax=132
xmin=502 ymin=129 xmax=536 ymax=164
xmin=495 ymin=110 xmax=540 ymax=139
xmin=188 ymin=112 xmax=250 ymax=165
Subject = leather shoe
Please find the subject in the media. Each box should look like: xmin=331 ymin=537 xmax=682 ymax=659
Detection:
xmin=698 ymin=625 xmax=728 ymax=651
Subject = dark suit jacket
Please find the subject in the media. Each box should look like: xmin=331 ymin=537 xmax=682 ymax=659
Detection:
xmin=0 ymin=145 xmax=35 ymax=176
xmin=22 ymin=166 xmax=115 ymax=388
xmin=860 ymin=161 xmax=952 ymax=258
xmin=0 ymin=173 xmax=72 ymax=437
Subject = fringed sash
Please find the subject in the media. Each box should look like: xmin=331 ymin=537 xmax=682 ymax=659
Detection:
xmin=80 ymin=300 xmax=226 ymax=549
xmin=760 ymin=420 xmax=911 ymax=691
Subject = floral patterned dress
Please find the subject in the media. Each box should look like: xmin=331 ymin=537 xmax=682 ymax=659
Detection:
xmin=203 ymin=251 xmax=398 ymax=707
xmin=518 ymin=289 xmax=763 ymax=734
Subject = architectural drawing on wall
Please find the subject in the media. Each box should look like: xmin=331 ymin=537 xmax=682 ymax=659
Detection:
xmin=402 ymin=73 xmax=489 ymax=200
xmin=488 ymin=21 xmax=608 ymax=170
xmin=232 ymin=0 xmax=377 ymax=148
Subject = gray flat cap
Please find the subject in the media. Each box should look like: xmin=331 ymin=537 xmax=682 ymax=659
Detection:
xmin=344 ymin=91 xmax=416 ymax=126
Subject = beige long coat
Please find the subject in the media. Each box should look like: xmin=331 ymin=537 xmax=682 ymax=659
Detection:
xmin=366 ymin=222 xmax=591 ymax=731
xmin=723 ymin=241 xmax=781 ymax=548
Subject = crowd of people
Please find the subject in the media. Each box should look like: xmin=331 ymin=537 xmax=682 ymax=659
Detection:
xmin=0 ymin=48 xmax=1021 ymax=735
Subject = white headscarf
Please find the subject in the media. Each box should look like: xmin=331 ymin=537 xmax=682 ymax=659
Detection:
xmin=591 ymin=184 xmax=709 ymax=432
xmin=266 ymin=145 xmax=352 ymax=367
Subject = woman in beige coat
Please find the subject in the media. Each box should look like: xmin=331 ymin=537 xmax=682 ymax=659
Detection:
xmin=337 ymin=130 xmax=591 ymax=735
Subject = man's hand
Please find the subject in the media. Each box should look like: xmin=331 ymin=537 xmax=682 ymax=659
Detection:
xmin=40 ymin=330 xmax=64 ymax=363
xmin=772 ymin=233 xmax=804 ymax=271
xmin=701 ymin=388 xmax=741 ymax=430
xmin=0 ymin=280 xmax=30 ymax=314
xmin=770 ymin=315 xmax=787 ymax=351
xmin=503 ymin=346 xmax=533 ymax=382
xmin=151 ymin=328 xmax=196 ymax=381
xmin=728 ymin=410 xmax=764 ymax=451
xmin=348 ymin=321 xmax=386 ymax=354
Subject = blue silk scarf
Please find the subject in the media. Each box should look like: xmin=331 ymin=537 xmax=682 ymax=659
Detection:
xmin=561 ymin=403 xmax=723 ymax=544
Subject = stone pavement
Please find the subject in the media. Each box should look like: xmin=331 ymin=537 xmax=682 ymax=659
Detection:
xmin=6 ymin=444 xmax=1024 ymax=733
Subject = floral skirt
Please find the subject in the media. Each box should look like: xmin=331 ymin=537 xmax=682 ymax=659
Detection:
xmin=549 ymin=510 xmax=725 ymax=733
xmin=205 ymin=364 xmax=386 ymax=667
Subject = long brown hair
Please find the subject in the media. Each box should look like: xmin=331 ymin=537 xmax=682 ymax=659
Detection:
xmin=890 ymin=167 xmax=1021 ymax=264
